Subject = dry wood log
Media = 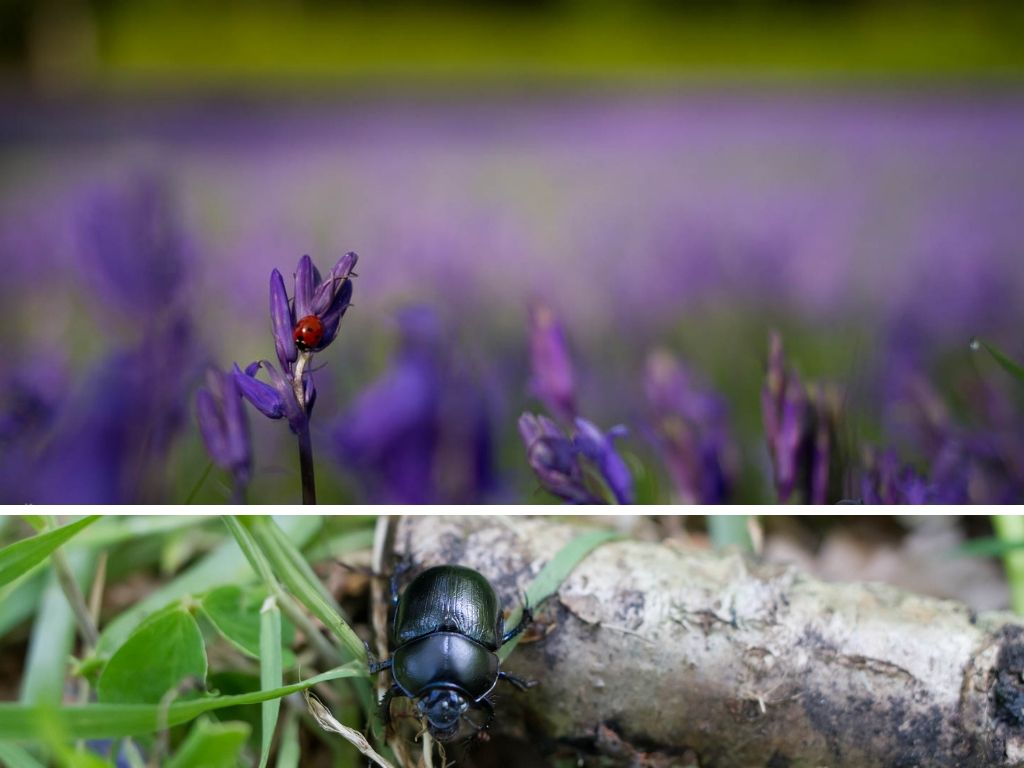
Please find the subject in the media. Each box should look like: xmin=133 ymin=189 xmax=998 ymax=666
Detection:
xmin=383 ymin=515 xmax=1024 ymax=768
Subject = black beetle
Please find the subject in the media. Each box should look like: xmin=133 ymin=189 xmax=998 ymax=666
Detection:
xmin=369 ymin=564 xmax=534 ymax=741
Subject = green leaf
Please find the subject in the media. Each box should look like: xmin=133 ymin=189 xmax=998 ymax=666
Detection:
xmin=96 ymin=516 xmax=321 ymax=656
xmin=97 ymin=606 xmax=207 ymax=705
xmin=199 ymin=586 xmax=295 ymax=667
xmin=259 ymin=597 xmax=283 ymax=768
xmin=0 ymin=663 xmax=365 ymax=740
xmin=0 ymin=742 xmax=47 ymax=768
xmin=0 ymin=516 xmax=99 ymax=589
xmin=498 ymin=527 xmax=620 ymax=662
xmin=0 ymin=571 xmax=47 ymax=640
xmin=166 ymin=719 xmax=251 ymax=768
xmin=978 ymin=339 xmax=1024 ymax=387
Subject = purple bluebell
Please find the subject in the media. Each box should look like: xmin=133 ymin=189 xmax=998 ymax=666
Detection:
xmin=240 ymin=253 xmax=354 ymax=427
xmin=332 ymin=306 xmax=496 ymax=504
xmin=236 ymin=252 xmax=355 ymax=504
xmin=644 ymin=350 xmax=735 ymax=504
xmin=761 ymin=332 xmax=840 ymax=504
xmin=518 ymin=413 xmax=634 ymax=504
xmin=17 ymin=318 xmax=199 ymax=503
xmin=77 ymin=173 xmax=194 ymax=316
xmin=528 ymin=303 xmax=577 ymax=422
xmin=196 ymin=368 xmax=252 ymax=495
xmin=269 ymin=253 xmax=357 ymax=372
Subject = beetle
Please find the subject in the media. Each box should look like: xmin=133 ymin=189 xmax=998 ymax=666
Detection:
xmin=292 ymin=314 xmax=324 ymax=351
xmin=368 ymin=564 xmax=535 ymax=742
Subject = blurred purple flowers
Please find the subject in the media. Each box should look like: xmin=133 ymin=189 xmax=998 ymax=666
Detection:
xmin=761 ymin=332 xmax=840 ymax=504
xmin=331 ymin=307 xmax=496 ymax=504
xmin=78 ymin=173 xmax=194 ymax=316
xmin=528 ymin=303 xmax=577 ymax=421
xmin=196 ymin=368 xmax=252 ymax=499
xmin=644 ymin=350 xmax=735 ymax=504
xmin=520 ymin=302 xmax=634 ymax=504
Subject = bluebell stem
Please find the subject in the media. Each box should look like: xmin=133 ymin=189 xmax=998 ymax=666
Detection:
xmin=528 ymin=303 xmax=577 ymax=422
xmin=644 ymin=349 xmax=734 ymax=504
xmin=518 ymin=413 xmax=634 ymax=504
xmin=196 ymin=368 xmax=252 ymax=503
xmin=236 ymin=252 xmax=357 ymax=504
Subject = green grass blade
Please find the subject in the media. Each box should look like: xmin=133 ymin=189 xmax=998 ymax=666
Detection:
xmin=96 ymin=517 xmax=320 ymax=656
xmin=259 ymin=597 xmax=283 ymax=768
xmin=222 ymin=516 xmax=279 ymax=587
xmin=274 ymin=713 xmax=300 ymax=768
xmin=957 ymin=536 xmax=1024 ymax=558
xmin=244 ymin=517 xmax=366 ymax=663
xmin=0 ymin=571 xmax=46 ymax=640
xmin=0 ymin=742 xmax=47 ymax=768
xmin=0 ymin=663 xmax=365 ymax=741
xmin=303 ymin=528 xmax=376 ymax=563
xmin=994 ymin=515 xmax=1024 ymax=614
xmin=707 ymin=515 xmax=754 ymax=552
xmin=20 ymin=551 xmax=92 ymax=706
xmin=0 ymin=517 xmax=99 ymax=589
xmin=166 ymin=720 xmax=250 ymax=768
xmin=498 ymin=527 xmax=619 ymax=662
xmin=978 ymin=340 xmax=1024 ymax=387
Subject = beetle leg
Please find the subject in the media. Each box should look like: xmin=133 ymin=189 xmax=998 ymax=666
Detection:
xmin=501 ymin=598 xmax=534 ymax=644
xmin=472 ymin=697 xmax=496 ymax=737
xmin=368 ymin=657 xmax=392 ymax=675
xmin=498 ymin=671 xmax=537 ymax=691
xmin=379 ymin=683 xmax=404 ymax=727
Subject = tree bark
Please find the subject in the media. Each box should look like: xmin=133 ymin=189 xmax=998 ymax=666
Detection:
xmin=386 ymin=515 xmax=1024 ymax=768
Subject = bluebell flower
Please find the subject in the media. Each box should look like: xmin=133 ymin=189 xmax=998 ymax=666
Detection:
xmin=761 ymin=332 xmax=839 ymax=504
xmin=518 ymin=412 xmax=634 ymax=504
xmin=332 ymin=307 xmax=496 ymax=503
xmin=528 ymin=303 xmax=577 ymax=422
xmin=237 ymin=253 xmax=353 ymax=432
xmin=269 ymin=253 xmax=357 ymax=372
xmin=644 ymin=349 xmax=735 ymax=504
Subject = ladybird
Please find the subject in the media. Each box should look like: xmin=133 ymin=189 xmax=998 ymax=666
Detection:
xmin=293 ymin=315 xmax=324 ymax=351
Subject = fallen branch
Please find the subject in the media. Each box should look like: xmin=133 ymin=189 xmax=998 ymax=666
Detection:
xmin=390 ymin=516 xmax=1024 ymax=768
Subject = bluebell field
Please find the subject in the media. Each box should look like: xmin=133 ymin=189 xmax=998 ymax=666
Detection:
xmin=1 ymin=92 xmax=1023 ymax=504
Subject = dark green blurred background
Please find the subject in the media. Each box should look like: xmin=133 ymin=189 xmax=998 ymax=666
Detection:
xmin=3 ymin=0 xmax=1024 ymax=90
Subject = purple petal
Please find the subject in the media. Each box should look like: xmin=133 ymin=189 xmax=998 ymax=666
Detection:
xmin=574 ymin=418 xmax=635 ymax=504
xmin=260 ymin=360 xmax=307 ymax=434
xmin=311 ymin=251 xmax=358 ymax=317
xmin=233 ymin=363 xmax=285 ymax=420
xmin=270 ymin=269 xmax=296 ymax=370
xmin=294 ymin=254 xmax=319 ymax=320
xmin=317 ymin=278 xmax=353 ymax=348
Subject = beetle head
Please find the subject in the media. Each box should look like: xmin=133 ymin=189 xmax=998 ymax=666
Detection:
xmin=416 ymin=688 xmax=470 ymax=740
